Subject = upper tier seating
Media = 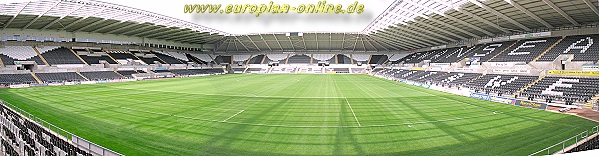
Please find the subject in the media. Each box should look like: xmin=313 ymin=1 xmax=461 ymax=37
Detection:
xmin=132 ymin=52 xmax=164 ymax=64
xmin=368 ymin=55 xmax=388 ymax=64
xmin=489 ymin=37 xmax=560 ymax=62
xmin=40 ymin=47 xmax=85 ymax=64
xmin=247 ymin=55 xmax=265 ymax=64
xmin=461 ymin=40 xmax=518 ymax=63
xmin=521 ymin=76 xmax=599 ymax=104
xmin=153 ymin=51 xmax=184 ymax=64
xmin=213 ymin=55 xmax=232 ymax=64
xmin=287 ymin=54 xmax=311 ymax=64
xmin=352 ymin=54 xmax=369 ymax=64
xmin=312 ymin=54 xmax=335 ymax=62
xmin=537 ymin=34 xmax=599 ymax=62
xmin=430 ymin=45 xmax=481 ymax=63
xmin=266 ymin=54 xmax=288 ymax=63
xmin=186 ymin=54 xmax=208 ymax=64
xmin=0 ymin=73 xmax=37 ymax=85
xmin=36 ymin=72 xmax=85 ymax=83
xmin=189 ymin=54 xmax=213 ymax=64
xmin=233 ymin=55 xmax=251 ymax=64
xmin=77 ymin=49 xmax=118 ymax=64
xmin=467 ymin=74 xmax=538 ymax=95
xmin=336 ymin=54 xmax=355 ymax=64
xmin=0 ymin=46 xmax=45 ymax=65
xmin=80 ymin=71 xmax=123 ymax=80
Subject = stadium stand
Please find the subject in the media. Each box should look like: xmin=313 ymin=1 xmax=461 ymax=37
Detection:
xmin=151 ymin=51 xmax=185 ymax=64
xmin=76 ymin=48 xmax=118 ymax=64
xmin=312 ymin=54 xmax=335 ymax=62
xmin=132 ymin=51 xmax=165 ymax=64
xmin=520 ymin=77 xmax=599 ymax=105
xmin=35 ymin=72 xmax=86 ymax=83
xmin=266 ymin=54 xmax=288 ymax=63
xmin=0 ymin=104 xmax=96 ymax=156
xmin=489 ymin=37 xmax=560 ymax=62
xmin=430 ymin=46 xmax=481 ymax=63
xmin=117 ymin=70 xmax=142 ymax=78
xmin=566 ymin=135 xmax=599 ymax=153
xmin=247 ymin=55 xmax=265 ymax=64
xmin=368 ymin=55 xmax=388 ymax=65
xmin=40 ymin=47 xmax=86 ymax=65
xmin=186 ymin=54 xmax=204 ymax=64
xmin=336 ymin=54 xmax=355 ymax=64
xmin=462 ymin=41 xmax=518 ymax=63
xmin=467 ymin=74 xmax=538 ymax=96
xmin=537 ymin=34 xmax=599 ymax=62
xmin=352 ymin=54 xmax=369 ymax=64
xmin=233 ymin=55 xmax=251 ymax=64
xmin=80 ymin=71 xmax=123 ymax=80
xmin=213 ymin=55 xmax=232 ymax=64
xmin=0 ymin=73 xmax=38 ymax=85
xmin=0 ymin=46 xmax=45 ymax=65
xmin=287 ymin=54 xmax=312 ymax=64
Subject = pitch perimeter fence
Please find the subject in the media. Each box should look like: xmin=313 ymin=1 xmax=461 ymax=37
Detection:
xmin=0 ymin=99 xmax=123 ymax=156
xmin=529 ymin=125 xmax=599 ymax=155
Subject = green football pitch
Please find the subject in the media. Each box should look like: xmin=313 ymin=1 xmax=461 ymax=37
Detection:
xmin=0 ymin=74 xmax=597 ymax=155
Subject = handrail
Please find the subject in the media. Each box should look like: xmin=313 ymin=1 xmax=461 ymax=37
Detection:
xmin=529 ymin=125 xmax=599 ymax=156
xmin=0 ymin=99 xmax=123 ymax=156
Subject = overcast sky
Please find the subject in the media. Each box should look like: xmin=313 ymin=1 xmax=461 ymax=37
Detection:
xmin=3 ymin=0 xmax=394 ymax=34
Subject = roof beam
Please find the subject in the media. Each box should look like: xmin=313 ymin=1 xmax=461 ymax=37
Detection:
xmin=245 ymin=35 xmax=262 ymax=51
xmin=74 ymin=11 xmax=130 ymax=32
xmin=103 ymin=23 xmax=140 ymax=34
xmin=387 ymin=26 xmax=442 ymax=45
xmin=143 ymin=28 xmax=182 ymax=38
xmin=583 ymin=0 xmax=599 ymax=17
xmin=234 ymin=36 xmax=252 ymax=52
xmin=374 ymin=32 xmax=427 ymax=49
xmin=469 ymin=0 xmax=531 ymax=31
xmin=160 ymin=31 xmax=199 ymax=40
xmin=23 ymin=1 xmax=61 ymax=30
xmin=91 ymin=14 xmax=145 ymax=33
xmin=369 ymin=35 xmax=414 ymax=50
xmin=365 ymin=35 xmax=392 ymax=51
xmin=404 ymin=0 xmax=494 ymax=36
xmin=371 ymin=30 xmax=422 ymax=49
xmin=426 ymin=18 xmax=481 ymax=38
xmin=129 ymin=26 xmax=169 ymax=36
xmin=3 ymin=2 xmax=29 ymax=30
xmin=413 ymin=21 xmax=467 ymax=40
xmin=504 ymin=0 xmax=553 ymax=28
xmin=40 ymin=4 xmax=85 ymax=30
xmin=258 ymin=34 xmax=273 ymax=51
xmin=61 ymin=7 xmax=107 ymax=30
xmin=273 ymin=34 xmax=285 ymax=51
xmin=542 ymin=0 xmax=580 ymax=26
xmin=120 ymin=24 xmax=157 ymax=35
xmin=452 ymin=9 xmax=510 ymax=33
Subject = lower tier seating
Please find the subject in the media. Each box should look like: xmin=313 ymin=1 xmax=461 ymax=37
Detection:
xmin=0 ymin=73 xmax=37 ymax=85
xmin=80 ymin=71 xmax=123 ymax=81
xmin=35 ymin=72 xmax=85 ymax=83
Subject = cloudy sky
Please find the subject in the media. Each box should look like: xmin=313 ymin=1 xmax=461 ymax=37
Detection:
xmin=3 ymin=0 xmax=394 ymax=34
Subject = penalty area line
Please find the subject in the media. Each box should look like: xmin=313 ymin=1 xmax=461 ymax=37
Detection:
xmin=345 ymin=97 xmax=361 ymax=127
xmin=222 ymin=110 xmax=245 ymax=122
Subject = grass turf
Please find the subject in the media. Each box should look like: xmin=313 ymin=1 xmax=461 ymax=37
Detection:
xmin=0 ymin=74 xmax=597 ymax=155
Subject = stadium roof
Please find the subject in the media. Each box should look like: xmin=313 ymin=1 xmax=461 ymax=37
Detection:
xmin=1 ymin=0 xmax=599 ymax=52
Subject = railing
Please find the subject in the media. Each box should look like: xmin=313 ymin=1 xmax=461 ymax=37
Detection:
xmin=529 ymin=125 xmax=599 ymax=156
xmin=0 ymin=99 xmax=123 ymax=156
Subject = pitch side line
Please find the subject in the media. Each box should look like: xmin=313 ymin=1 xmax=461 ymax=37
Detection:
xmin=345 ymin=97 xmax=361 ymax=127
xmin=223 ymin=110 xmax=245 ymax=122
